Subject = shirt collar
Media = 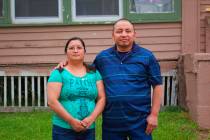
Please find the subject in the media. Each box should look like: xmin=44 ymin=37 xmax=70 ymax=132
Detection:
xmin=111 ymin=42 xmax=139 ymax=54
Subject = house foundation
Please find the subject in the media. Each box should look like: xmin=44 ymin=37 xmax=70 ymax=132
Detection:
xmin=181 ymin=53 xmax=210 ymax=129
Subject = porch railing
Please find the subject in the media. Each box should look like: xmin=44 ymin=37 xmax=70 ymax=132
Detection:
xmin=0 ymin=70 xmax=177 ymax=112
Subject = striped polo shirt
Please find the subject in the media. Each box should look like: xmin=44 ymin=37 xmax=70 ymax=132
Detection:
xmin=93 ymin=43 xmax=162 ymax=131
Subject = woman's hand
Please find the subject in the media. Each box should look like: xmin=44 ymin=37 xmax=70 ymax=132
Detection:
xmin=70 ymin=119 xmax=87 ymax=132
xmin=79 ymin=80 xmax=106 ymax=129
xmin=81 ymin=116 xmax=95 ymax=129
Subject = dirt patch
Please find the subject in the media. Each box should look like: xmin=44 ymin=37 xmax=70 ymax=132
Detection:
xmin=197 ymin=129 xmax=210 ymax=140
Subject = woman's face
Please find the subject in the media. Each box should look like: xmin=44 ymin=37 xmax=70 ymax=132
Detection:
xmin=66 ymin=40 xmax=85 ymax=61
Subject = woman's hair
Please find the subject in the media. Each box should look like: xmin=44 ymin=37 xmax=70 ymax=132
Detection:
xmin=64 ymin=37 xmax=86 ymax=53
xmin=64 ymin=37 xmax=96 ymax=72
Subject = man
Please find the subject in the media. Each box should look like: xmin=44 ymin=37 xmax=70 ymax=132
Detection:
xmin=93 ymin=18 xmax=162 ymax=140
xmin=58 ymin=18 xmax=162 ymax=140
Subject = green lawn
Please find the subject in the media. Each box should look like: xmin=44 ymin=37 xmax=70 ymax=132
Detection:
xmin=0 ymin=107 xmax=206 ymax=140
xmin=152 ymin=107 xmax=198 ymax=140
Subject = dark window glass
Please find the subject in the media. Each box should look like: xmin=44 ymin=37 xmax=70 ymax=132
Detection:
xmin=76 ymin=0 xmax=119 ymax=16
xmin=0 ymin=0 xmax=3 ymax=17
xmin=15 ymin=0 xmax=58 ymax=17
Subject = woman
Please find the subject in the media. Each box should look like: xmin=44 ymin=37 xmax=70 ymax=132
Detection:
xmin=47 ymin=37 xmax=106 ymax=140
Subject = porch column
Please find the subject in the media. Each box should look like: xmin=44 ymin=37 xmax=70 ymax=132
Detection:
xmin=182 ymin=0 xmax=200 ymax=53
xmin=178 ymin=0 xmax=201 ymax=110
xmin=184 ymin=53 xmax=210 ymax=129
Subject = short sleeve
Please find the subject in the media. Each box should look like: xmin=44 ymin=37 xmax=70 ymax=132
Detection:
xmin=48 ymin=69 xmax=62 ymax=83
xmin=148 ymin=54 xmax=162 ymax=86
xmin=93 ymin=54 xmax=102 ymax=72
xmin=95 ymin=70 xmax=102 ymax=81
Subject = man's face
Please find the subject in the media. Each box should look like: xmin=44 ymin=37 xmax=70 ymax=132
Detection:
xmin=112 ymin=20 xmax=136 ymax=50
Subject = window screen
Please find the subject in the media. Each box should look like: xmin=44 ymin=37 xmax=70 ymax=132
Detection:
xmin=129 ymin=0 xmax=174 ymax=14
xmin=15 ymin=0 xmax=58 ymax=17
xmin=76 ymin=0 xmax=119 ymax=16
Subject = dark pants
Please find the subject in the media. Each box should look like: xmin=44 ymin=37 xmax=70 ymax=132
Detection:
xmin=52 ymin=125 xmax=95 ymax=140
xmin=102 ymin=123 xmax=152 ymax=140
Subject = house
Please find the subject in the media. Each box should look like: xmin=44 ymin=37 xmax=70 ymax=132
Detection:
xmin=0 ymin=0 xmax=209 ymax=129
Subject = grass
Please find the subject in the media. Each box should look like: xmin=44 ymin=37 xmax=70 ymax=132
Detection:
xmin=0 ymin=111 xmax=51 ymax=140
xmin=0 ymin=106 xmax=206 ymax=140
xmin=152 ymin=107 xmax=198 ymax=140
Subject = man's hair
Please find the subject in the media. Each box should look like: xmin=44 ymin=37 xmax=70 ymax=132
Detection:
xmin=112 ymin=18 xmax=135 ymax=32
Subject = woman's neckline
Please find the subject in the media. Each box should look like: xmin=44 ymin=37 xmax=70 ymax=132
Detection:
xmin=63 ymin=66 xmax=87 ymax=78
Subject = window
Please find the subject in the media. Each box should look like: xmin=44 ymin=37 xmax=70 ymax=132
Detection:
xmin=0 ymin=0 xmax=3 ymax=17
xmin=0 ymin=0 xmax=10 ymax=25
xmin=11 ymin=0 xmax=62 ymax=24
xmin=126 ymin=0 xmax=181 ymax=22
xmin=130 ymin=0 xmax=174 ymax=13
xmin=72 ymin=0 xmax=123 ymax=22
xmin=0 ymin=0 xmax=181 ymax=26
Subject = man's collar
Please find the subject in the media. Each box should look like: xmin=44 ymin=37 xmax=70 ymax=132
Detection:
xmin=111 ymin=42 xmax=139 ymax=54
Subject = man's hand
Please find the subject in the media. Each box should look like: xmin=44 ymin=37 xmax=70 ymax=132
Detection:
xmin=54 ymin=60 xmax=68 ymax=69
xmin=145 ymin=113 xmax=158 ymax=135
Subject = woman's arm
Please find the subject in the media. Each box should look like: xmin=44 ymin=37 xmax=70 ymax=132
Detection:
xmin=81 ymin=80 xmax=106 ymax=128
xmin=47 ymin=82 xmax=85 ymax=132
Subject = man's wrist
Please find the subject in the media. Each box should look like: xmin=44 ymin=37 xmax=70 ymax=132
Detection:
xmin=150 ymin=111 xmax=159 ymax=117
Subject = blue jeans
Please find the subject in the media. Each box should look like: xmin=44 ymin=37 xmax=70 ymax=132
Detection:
xmin=52 ymin=125 xmax=95 ymax=140
xmin=102 ymin=122 xmax=152 ymax=140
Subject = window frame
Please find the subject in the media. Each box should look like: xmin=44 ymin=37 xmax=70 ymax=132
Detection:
xmin=124 ymin=0 xmax=181 ymax=23
xmin=0 ymin=0 xmax=10 ymax=25
xmin=10 ymin=0 xmax=63 ymax=24
xmin=0 ymin=0 xmax=181 ymax=26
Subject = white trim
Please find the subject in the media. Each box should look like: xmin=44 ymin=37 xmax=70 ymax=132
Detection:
xmin=11 ymin=0 xmax=63 ymax=24
xmin=72 ymin=0 xmax=123 ymax=22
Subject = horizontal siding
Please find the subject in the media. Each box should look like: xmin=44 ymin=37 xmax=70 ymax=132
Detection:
xmin=0 ymin=28 xmax=180 ymax=41
xmin=0 ymin=61 xmax=177 ymax=75
xmin=200 ymin=25 xmax=206 ymax=52
xmin=0 ymin=37 xmax=180 ymax=49
xmin=0 ymin=44 xmax=181 ymax=56
xmin=200 ymin=0 xmax=210 ymax=5
xmin=0 ymin=51 xmax=180 ymax=64
xmin=200 ymin=0 xmax=210 ymax=52
xmin=0 ymin=23 xmax=181 ymax=67
xmin=0 ymin=23 xmax=181 ymax=33
xmin=0 ymin=55 xmax=65 ymax=64
xmin=0 ymin=31 xmax=112 ymax=40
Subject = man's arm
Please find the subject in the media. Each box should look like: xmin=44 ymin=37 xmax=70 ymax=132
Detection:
xmin=146 ymin=85 xmax=162 ymax=135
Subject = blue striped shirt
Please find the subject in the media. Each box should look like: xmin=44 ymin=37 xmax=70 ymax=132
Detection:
xmin=93 ymin=43 xmax=162 ymax=131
